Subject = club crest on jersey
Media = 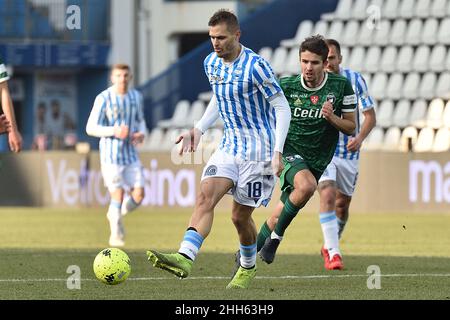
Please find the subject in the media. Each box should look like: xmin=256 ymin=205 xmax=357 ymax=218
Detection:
xmin=310 ymin=95 xmax=319 ymax=104
xmin=205 ymin=165 xmax=217 ymax=177
xmin=326 ymin=93 xmax=336 ymax=104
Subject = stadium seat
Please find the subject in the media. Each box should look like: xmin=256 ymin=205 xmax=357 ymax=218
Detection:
xmin=426 ymin=98 xmax=445 ymax=129
xmin=364 ymin=46 xmax=382 ymax=73
xmin=160 ymin=128 xmax=183 ymax=152
xmin=351 ymin=0 xmax=369 ymax=20
xmin=381 ymin=126 xmax=401 ymax=151
xmin=340 ymin=46 xmax=350 ymax=68
xmin=443 ymin=100 xmax=450 ymax=128
xmin=361 ymin=126 xmax=384 ymax=150
xmin=389 ymin=19 xmax=407 ymax=45
xmin=437 ymin=18 xmax=450 ymax=45
xmin=376 ymin=100 xmax=394 ymax=128
xmin=341 ymin=20 xmax=360 ymax=47
xmin=432 ymin=127 xmax=450 ymax=152
xmin=258 ymin=47 xmax=273 ymax=64
xmin=392 ymin=99 xmax=411 ymax=128
xmin=284 ymin=48 xmax=300 ymax=75
xmin=405 ymin=18 xmax=423 ymax=46
xmin=348 ymin=46 xmax=365 ymax=71
xmin=373 ymin=20 xmax=391 ymax=46
xmin=313 ymin=20 xmax=329 ymax=38
xmin=185 ymin=100 xmax=206 ymax=128
xmin=356 ymin=20 xmax=375 ymax=46
xmin=280 ymin=20 xmax=314 ymax=48
xmin=419 ymin=72 xmax=437 ymax=100
xmin=396 ymin=46 xmax=414 ymax=72
xmin=327 ymin=21 xmax=345 ymax=42
xmin=430 ymin=0 xmax=448 ymax=18
xmin=322 ymin=0 xmax=353 ymax=21
xmin=409 ymin=99 xmax=428 ymax=128
xmin=398 ymin=0 xmax=416 ymax=19
xmin=370 ymin=72 xmax=388 ymax=100
xmin=414 ymin=0 xmax=431 ymax=18
xmin=413 ymin=127 xmax=434 ymax=152
xmin=429 ymin=45 xmax=447 ymax=72
xmin=399 ymin=126 xmax=418 ymax=152
xmin=412 ymin=45 xmax=431 ymax=73
xmin=421 ymin=18 xmax=439 ymax=45
xmin=402 ymin=72 xmax=421 ymax=99
xmin=141 ymin=127 xmax=164 ymax=152
xmin=157 ymin=100 xmax=190 ymax=129
xmin=380 ymin=45 xmax=398 ymax=72
xmin=386 ymin=72 xmax=404 ymax=100
xmin=383 ymin=0 xmax=400 ymax=19
xmin=446 ymin=48 xmax=450 ymax=70
xmin=270 ymin=46 xmax=288 ymax=76
xmin=436 ymin=71 xmax=450 ymax=99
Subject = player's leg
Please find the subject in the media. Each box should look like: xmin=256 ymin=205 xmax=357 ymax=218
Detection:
xmin=335 ymin=190 xmax=352 ymax=238
xmin=228 ymin=201 xmax=257 ymax=289
xmin=256 ymin=200 xmax=284 ymax=252
xmin=121 ymin=162 xmax=145 ymax=215
xmin=259 ymin=168 xmax=317 ymax=264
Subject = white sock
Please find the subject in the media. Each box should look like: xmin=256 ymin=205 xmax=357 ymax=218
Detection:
xmin=320 ymin=211 xmax=341 ymax=258
xmin=270 ymin=231 xmax=283 ymax=241
xmin=107 ymin=200 xmax=124 ymax=238
xmin=121 ymin=196 xmax=140 ymax=215
xmin=239 ymin=243 xmax=257 ymax=268
xmin=178 ymin=229 xmax=204 ymax=261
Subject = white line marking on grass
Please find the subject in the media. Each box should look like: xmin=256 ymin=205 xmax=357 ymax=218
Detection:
xmin=1 ymin=273 xmax=450 ymax=283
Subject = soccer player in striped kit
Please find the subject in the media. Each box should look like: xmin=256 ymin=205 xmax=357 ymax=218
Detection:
xmin=0 ymin=56 xmax=22 ymax=153
xmin=147 ymin=9 xmax=292 ymax=289
xmin=316 ymin=39 xmax=376 ymax=270
xmin=86 ymin=64 xmax=146 ymax=247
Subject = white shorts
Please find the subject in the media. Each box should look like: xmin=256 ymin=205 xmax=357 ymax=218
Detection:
xmin=101 ymin=161 xmax=145 ymax=192
xmin=201 ymin=149 xmax=276 ymax=208
xmin=319 ymin=156 xmax=359 ymax=196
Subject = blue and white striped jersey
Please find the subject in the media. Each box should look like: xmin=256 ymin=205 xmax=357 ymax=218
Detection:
xmin=87 ymin=86 xmax=146 ymax=165
xmin=334 ymin=68 xmax=375 ymax=160
xmin=204 ymin=45 xmax=283 ymax=161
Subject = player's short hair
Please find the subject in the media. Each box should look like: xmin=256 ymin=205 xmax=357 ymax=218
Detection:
xmin=325 ymin=39 xmax=341 ymax=56
xmin=299 ymin=35 xmax=329 ymax=62
xmin=208 ymin=9 xmax=240 ymax=32
xmin=111 ymin=63 xmax=130 ymax=73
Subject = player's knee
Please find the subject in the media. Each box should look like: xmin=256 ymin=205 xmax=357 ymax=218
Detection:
xmin=293 ymin=180 xmax=316 ymax=199
xmin=230 ymin=214 xmax=247 ymax=228
xmin=319 ymin=187 xmax=336 ymax=208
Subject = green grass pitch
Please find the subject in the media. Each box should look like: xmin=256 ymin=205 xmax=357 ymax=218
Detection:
xmin=0 ymin=207 xmax=449 ymax=300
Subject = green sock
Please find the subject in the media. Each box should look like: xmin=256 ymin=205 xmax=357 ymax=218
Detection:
xmin=257 ymin=221 xmax=272 ymax=252
xmin=274 ymin=198 xmax=301 ymax=237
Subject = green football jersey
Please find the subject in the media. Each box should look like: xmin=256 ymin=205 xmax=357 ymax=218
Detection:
xmin=0 ymin=56 xmax=9 ymax=83
xmin=280 ymin=72 xmax=356 ymax=173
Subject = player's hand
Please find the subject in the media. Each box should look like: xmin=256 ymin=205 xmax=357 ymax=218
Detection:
xmin=8 ymin=129 xmax=22 ymax=153
xmin=131 ymin=132 xmax=145 ymax=145
xmin=347 ymin=136 xmax=362 ymax=152
xmin=175 ymin=128 xmax=202 ymax=155
xmin=321 ymin=101 xmax=335 ymax=121
xmin=0 ymin=115 xmax=11 ymax=135
xmin=114 ymin=124 xmax=129 ymax=140
xmin=271 ymin=151 xmax=284 ymax=177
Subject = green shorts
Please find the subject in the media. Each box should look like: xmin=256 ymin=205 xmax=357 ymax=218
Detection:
xmin=279 ymin=154 xmax=323 ymax=204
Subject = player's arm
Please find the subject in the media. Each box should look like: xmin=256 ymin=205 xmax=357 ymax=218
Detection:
xmin=86 ymin=95 xmax=129 ymax=139
xmin=176 ymin=95 xmax=219 ymax=155
xmin=253 ymin=59 xmax=291 ymax=177
xmin=0 ymin=80 xmax=22 ymax=152
xmin=131 ymin=92 xmax=147 ymax=145
xmin=347 ymin=74 xmax=377 ymax=152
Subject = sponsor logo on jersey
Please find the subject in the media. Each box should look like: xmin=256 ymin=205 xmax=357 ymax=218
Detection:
xmin=310 ymin=95 xmax=319 ymax=104
xmin=294 ymin=98 xmax=302 ymax=106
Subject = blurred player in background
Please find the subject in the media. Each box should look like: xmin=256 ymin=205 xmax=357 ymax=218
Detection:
xmin=316 ymin=39 xmax=376 ymax=270
xmin=147 ymin=9 xmax=291 ymax=289
xmin=255 ymin=35 xmax=356 ymax=266
xmin=86 ymin=64 xmax=146 ymax=247
xmin=0 ymin=56 xmax=22 ymax=153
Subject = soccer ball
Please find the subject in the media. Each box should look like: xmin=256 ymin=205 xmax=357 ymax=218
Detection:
xmin=93 ymin=248 xmax=131 ymax=285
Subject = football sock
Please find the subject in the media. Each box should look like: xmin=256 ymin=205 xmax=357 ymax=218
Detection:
xmin=121 ymin=195 xmax=139 ymax=214
xmin=257 ymin=222 xmax=272 ymax=252
xmin=107 ymin=199 xmax=122 ymax=237
xmin=178 ymin=228 xmax=204 ymax=261
xmin=337 ymin=217 xmax=347 ymax=239
xmin=274 ymin=198 xmax=301 ymax=237
xmin=320 ymin=211 xmax=341 ymax=258
xmin=239 ymin=243 xmax=257 ymax=269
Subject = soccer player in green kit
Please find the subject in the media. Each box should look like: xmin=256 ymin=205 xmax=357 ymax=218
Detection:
xmin=255 ymin=35 xmax=357 ymax=265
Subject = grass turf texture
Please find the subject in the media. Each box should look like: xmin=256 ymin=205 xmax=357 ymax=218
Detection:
xmin=0 ymin=208 xmax=449 ymax=300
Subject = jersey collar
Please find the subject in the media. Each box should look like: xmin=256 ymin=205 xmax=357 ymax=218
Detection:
xmin=300 ymin=72 xmax=328 ymax=91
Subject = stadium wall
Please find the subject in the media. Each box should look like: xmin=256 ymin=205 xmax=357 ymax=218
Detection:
xmin=0 ymin=151 xmax=448 ymax=213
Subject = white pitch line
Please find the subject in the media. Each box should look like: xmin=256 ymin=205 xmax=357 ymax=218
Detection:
xmin=1 ymin=273 xmax=450 ymax=283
